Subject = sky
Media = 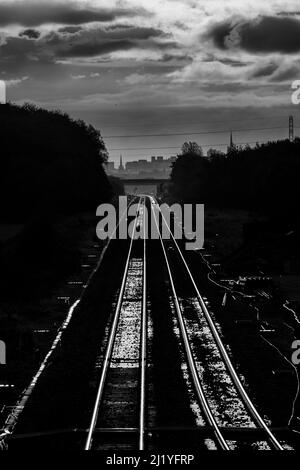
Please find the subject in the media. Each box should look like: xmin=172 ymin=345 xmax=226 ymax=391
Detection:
xmin=1 ymin=0 xmax=300 ymax=163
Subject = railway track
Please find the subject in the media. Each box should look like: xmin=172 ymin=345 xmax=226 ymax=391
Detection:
xmin=150 ymin=197 xmax=285 ymax=450
xmin=84 ymin=196 xmax=286 ymax=451
xmin=85 ymin=197 xmax=147 ymax=450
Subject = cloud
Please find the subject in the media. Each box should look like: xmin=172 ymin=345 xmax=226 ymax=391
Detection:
xmin=169 ymin=58 xmax=247 ymax=84
xmin=57 ymin=26 xmax=83 ymax=34
xmin=251 ymin=62 xmax=278 ymax=78
xmin=71 ymin=71 xmax=101 ymax=80
xmin=71 ymin=74 xmax=86 ymax=80
xmin=0 ymin=1 xmax=142 ymax=27
xmin=206 ymin=15 xmax=300 ymax=53
xmin=105 ymin=23 xmax=138 ymax=31
xmin=57 ymin=39 xmax=136 ymax=58
xmin=19 ymin=28 xmax=41 ymax=39
xmin=277 ymin=11 xmax=300 ymax=17
xmin=0 ymin=24 xmax=175 ymax=67
xmin=271 ymin=64 xmax=300 ymax=82
xmin=0 ymin=33 xmax=7 ymax=47
xmin=6 ymin=75 xmax=29 ymax=86
xmin=3 ymin=0 xmax=299 ymax=114
xmin=45 ymin=25 xmax=175 ymax=58
xmin=0 ymin=36 xmax=42 ymax=66
xmin=124 ymin=73 xmax=149 ymax=85
xmin=159 ymin=53 xmax=193 ymax=63
xmin=217 ymin=57 xmax=251 ymax=67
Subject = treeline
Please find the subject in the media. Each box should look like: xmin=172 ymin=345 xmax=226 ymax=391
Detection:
xmin=0 ymin=103 xmax=112 ymax=221
xmin=170 ymin=139 xmax=300 ymax=219
xmin=0 ymin=103 xmax=120 ymax=299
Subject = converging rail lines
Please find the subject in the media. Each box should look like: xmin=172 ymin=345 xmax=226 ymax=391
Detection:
xmin=84 ymin=196 xmax=285 ymax=451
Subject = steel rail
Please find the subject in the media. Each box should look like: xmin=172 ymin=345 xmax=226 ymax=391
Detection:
xmin=0 ymin=198 xmax=139 ymax=448
xmin=85 ymin=198 xmax=142 ymax=450
xmin=150 ymin=200 xmax=230 ymax=450
xmin=139 ymin=197 xmax=147 ymax=450
xmin=152 ymin=196 xmax=284 ymax=451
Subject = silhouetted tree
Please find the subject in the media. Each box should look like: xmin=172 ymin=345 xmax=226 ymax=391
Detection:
xmin=0 ymin=103 xmax=112 ymax=221
xmin=181 ymin=141 xmax=203 ymax=156
xmin=170 ymin=138 xmax=300 ymax=220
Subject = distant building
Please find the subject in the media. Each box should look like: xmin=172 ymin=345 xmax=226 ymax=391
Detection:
xmin=105 ymin=155 xmax=177 ymax=179
xmin=119 ymin=154 xmax=124 ymax=172
xmin=227 ymin=131 xmax=236 ymax=153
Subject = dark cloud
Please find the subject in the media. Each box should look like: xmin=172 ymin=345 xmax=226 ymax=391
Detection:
xmin=207 ymin=16 xmax=300 ymax=53
xmin=57 ymin=39 xmax=136 ymax=58
xmin=0 ymin=36 xmax=45 ymax=71
xmin=103 ymin=27 xmax=167 ymax=41
xmin=271 ymin=65 xmax=300 ymax=82
xmin=45 ymin=26 xmax=174 ymax=58
xmin=206 ymin=22 xmax=232 ymax=51
xmin=159 ymin=53 xmax=192 ymax=63
xmin=45 ymin=26 xmax=167 ymax=45
xmin=0 ymin=1 xmax=141 ymax=27
xmin=201 ymin=54 xmax=251 ymax=67
xmin=0 ymin=36 xmax=39 ymax=59
xmin=251 ymin=63 xmax=278 ymax=78
xmin=19 ymin=28 xmax=41 ymax=39
xmin=56 ymin=39 xmax=177 ymax=59
xmin=0 ymin=25 xmax=176 ymax=67
xmin=218 ymin=57 xmax=251 ymax=67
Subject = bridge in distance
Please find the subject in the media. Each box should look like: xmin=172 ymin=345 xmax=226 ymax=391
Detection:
xmin=121 ymin=178 xmax=169 ymax=196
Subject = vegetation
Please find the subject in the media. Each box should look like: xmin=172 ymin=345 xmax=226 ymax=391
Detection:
xmin=170 ymin=139 xmax=300 ymax=273
xmin=0 ymin=216 xmax=82 ymax=300
xmin=107 ymin=175 xmax=125 ymax=196
xmin=0 ymin=103 xmax=112 ymax=221
xmin=171 ymin=139 xmax=300 ymax=219
xmin=0 ymin=103 xmax=116 ymax=300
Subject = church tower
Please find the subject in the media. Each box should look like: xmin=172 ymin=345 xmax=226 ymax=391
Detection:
xmin=228 ymin=131 xmax=235 ymax=153
xmin=119 ymin=154 xmax=124 ymax=172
